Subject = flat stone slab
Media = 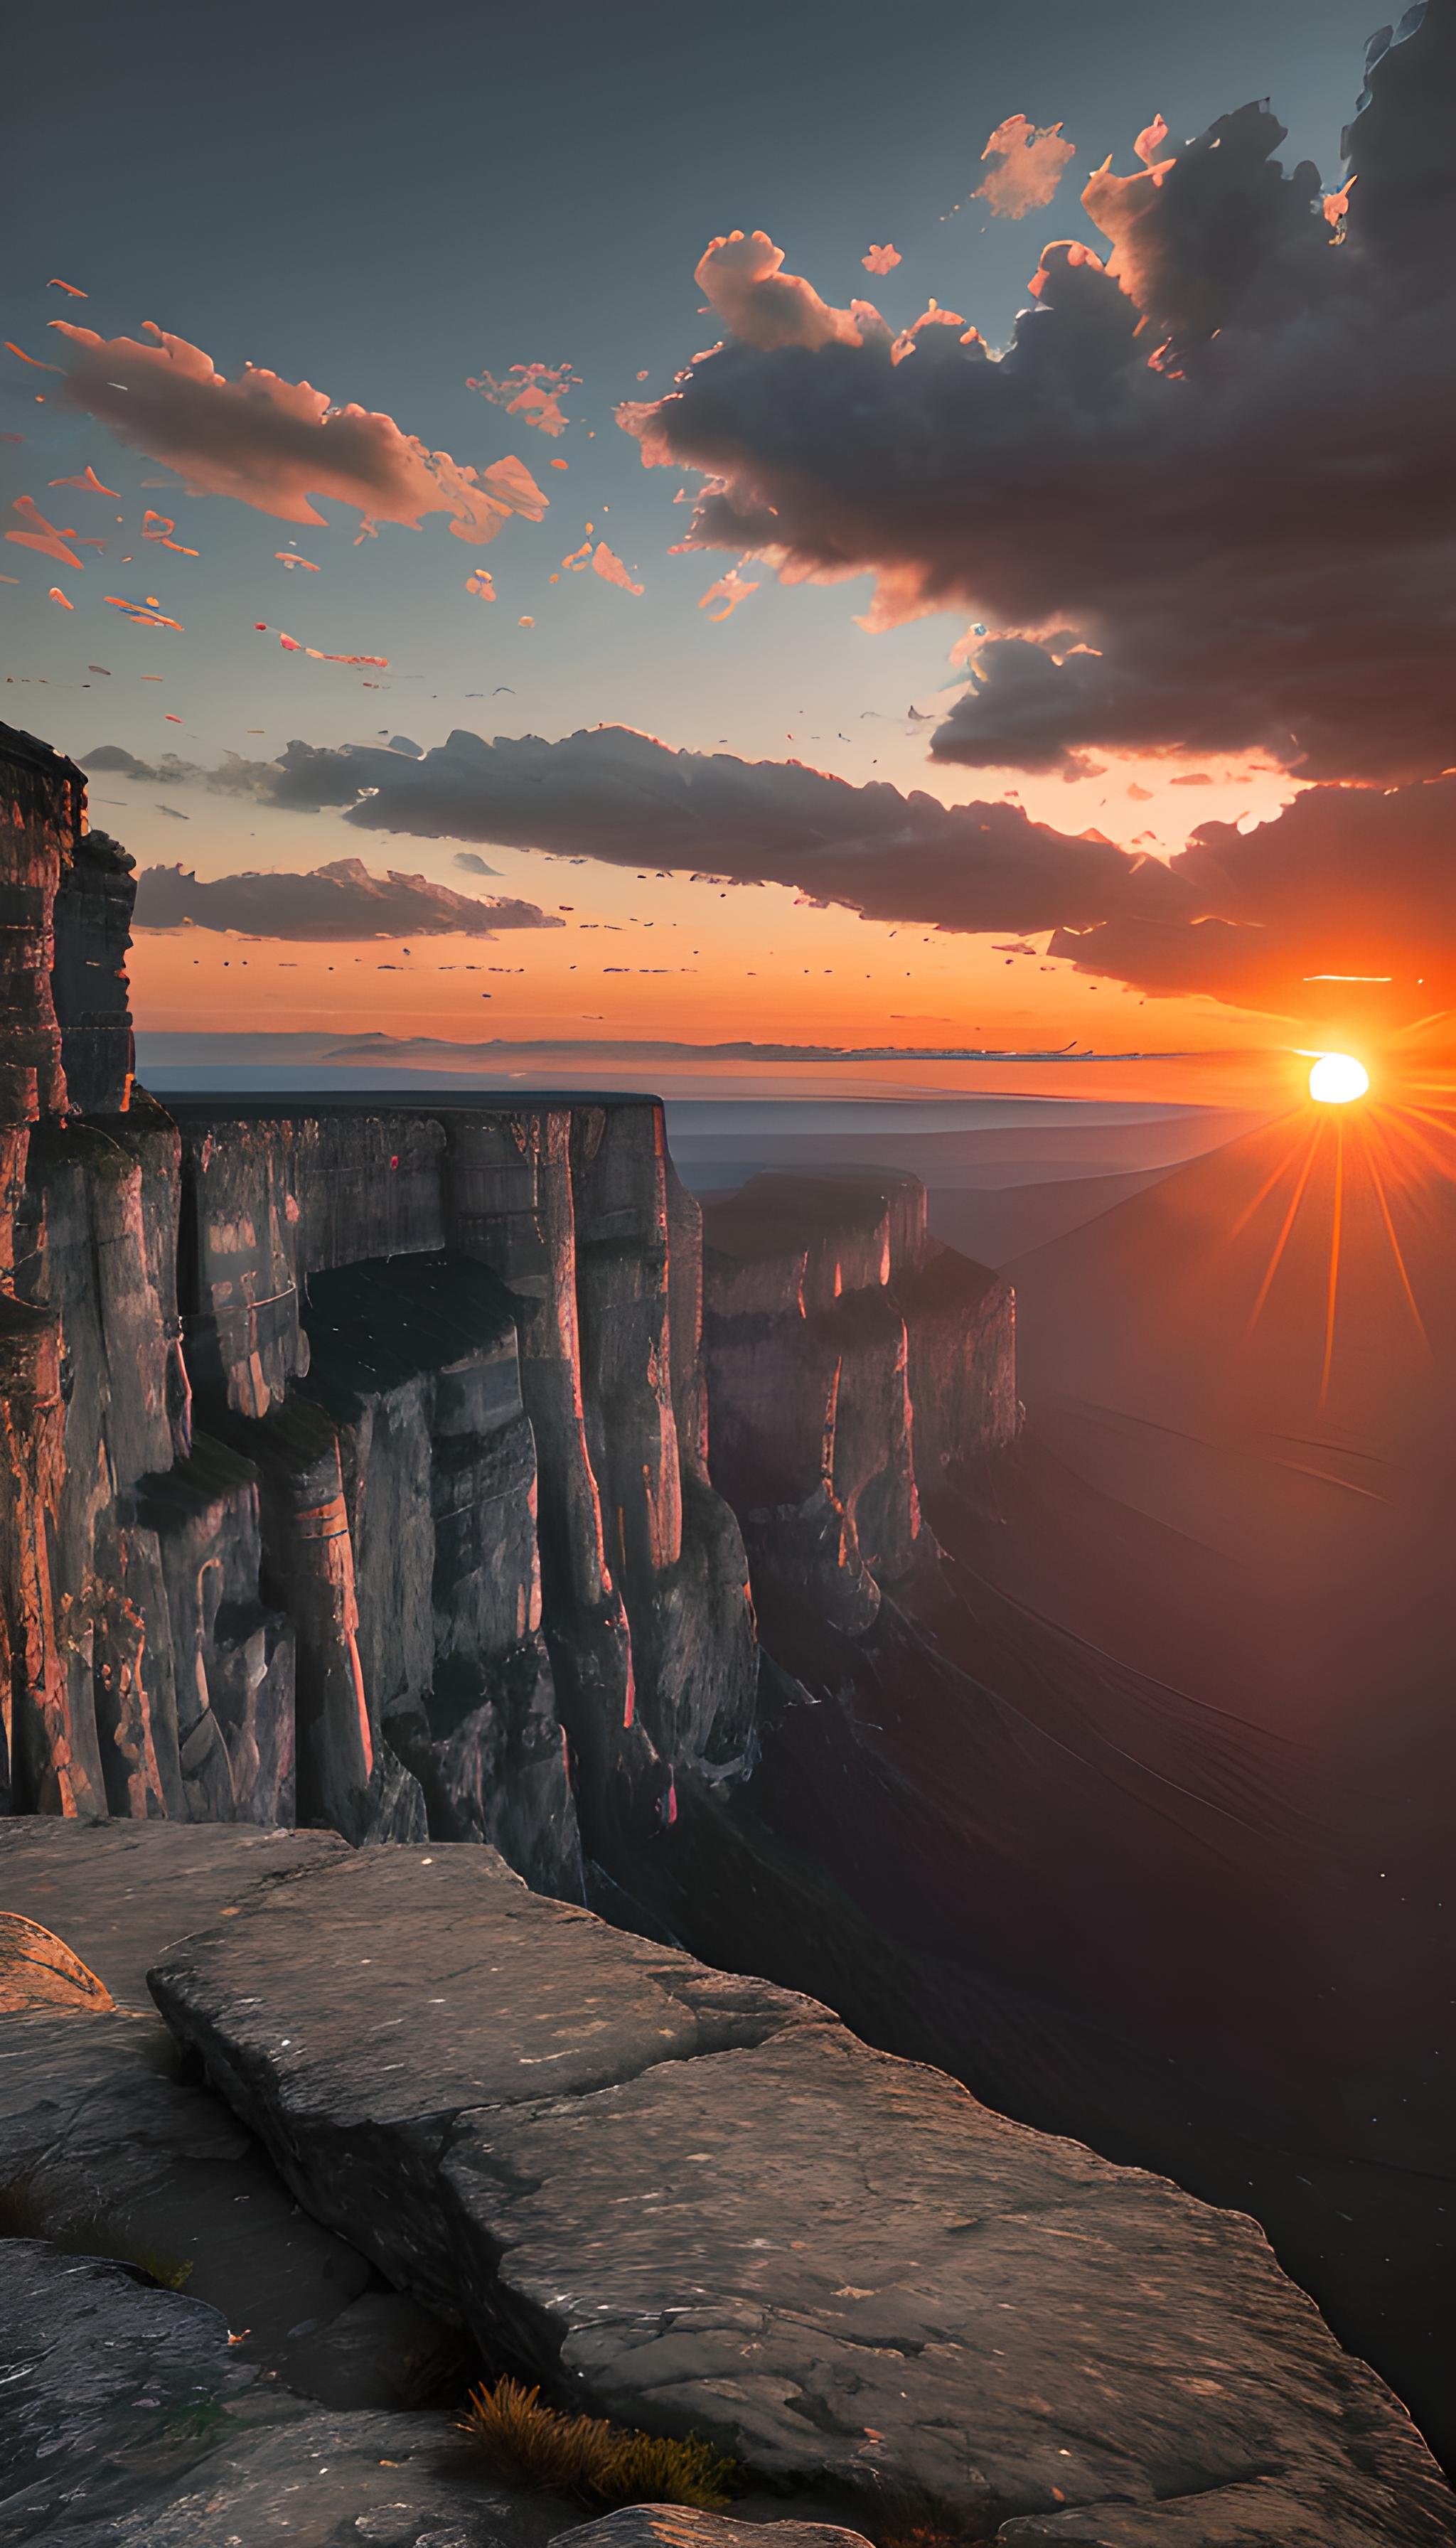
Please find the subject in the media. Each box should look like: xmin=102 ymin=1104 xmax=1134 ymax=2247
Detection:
xmin=148 ymin=1842 xmax=1456 ymax=2547
xmin=0 ymin=1819 xmax=345 ymax=2006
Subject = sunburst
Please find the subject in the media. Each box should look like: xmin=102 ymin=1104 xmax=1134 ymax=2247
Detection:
xmin=1242 ymin=1042 xmax=1456 ymax=1403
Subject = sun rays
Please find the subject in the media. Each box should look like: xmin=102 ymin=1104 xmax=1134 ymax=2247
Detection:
xmin=1238 ymin=1054 xmax=1456 ymax=1402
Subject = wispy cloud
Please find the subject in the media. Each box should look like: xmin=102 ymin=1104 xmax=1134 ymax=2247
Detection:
xmin=50 ymin=321 xmax=549 ymax=545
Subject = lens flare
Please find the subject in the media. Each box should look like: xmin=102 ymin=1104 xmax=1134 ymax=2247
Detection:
xmin=1309 ymin=1053 xmax=1369 ymax=1106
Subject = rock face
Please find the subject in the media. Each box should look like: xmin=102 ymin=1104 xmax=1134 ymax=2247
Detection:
xmin=0 ymin=727 xmax=805 ymax=1883
xmin=0 ymin=724 xmax=1014 ymax=1875
xmin=148 ymin=1841 xmax=1456 ymax=2548
xmin=701 ymin=1171 xmax=1015 ymax=1633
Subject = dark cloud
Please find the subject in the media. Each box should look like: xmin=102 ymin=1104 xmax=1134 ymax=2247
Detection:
xmin=1051 ymin=774 xmax=1456 ymax=1021
xmin=98 ymin=722 xmax=1174 ymax=937
xmin=619 ymin=6 xmax=1455 ymax=786
xmin=96 ymin=725 xmax=1455 ymax=1023
xmin=132 ymin=854 xmax=564 ymax=941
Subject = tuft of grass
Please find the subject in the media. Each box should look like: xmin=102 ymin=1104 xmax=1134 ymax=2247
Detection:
xmin=134 ymin=2249 xmax=194 ymax=2292
xmin=459 ymin=2375 xmax=739 ymax=2510
xmin=596 ymin=2426 xmax=739 ymax=2511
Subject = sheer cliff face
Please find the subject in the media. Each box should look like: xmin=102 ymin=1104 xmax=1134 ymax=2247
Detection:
xmin=0 ymin=724 xmax=1015 ymax=1889
xmin=701 ymin=1169 xmax=1017 ymax=1634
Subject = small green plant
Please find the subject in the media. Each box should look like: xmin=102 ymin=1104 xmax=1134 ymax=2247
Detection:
xmin=596 ymin=2427 xmax=739 ymax=2511
xmin=134 ymin=2249 xmax=194 ymax=2292
xmin=459 ymin=2375 xmax=739 ymax=2510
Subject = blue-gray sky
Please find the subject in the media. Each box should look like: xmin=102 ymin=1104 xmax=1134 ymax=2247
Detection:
xmin=4 ymin=0 xmax=1449 ymax=1082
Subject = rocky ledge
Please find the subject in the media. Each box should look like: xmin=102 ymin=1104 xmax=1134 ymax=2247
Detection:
xmin=145 ymin=1836 xmax=1456 ymax=2547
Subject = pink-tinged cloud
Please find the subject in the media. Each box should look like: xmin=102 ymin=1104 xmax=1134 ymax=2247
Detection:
xmin=7 ymin=497 xmax=85 ymax=569
xmin=106 ymin=594 xmax=183 ymax=629
xmin=1133 ymin=113 xmax=1170 ymax=170
xmin=48 ymin=465 xmax=119 ymax=496
xmin=699 ymin=567 xmax=759 ymax=621
xmin=592 ymin=540 xmax=643 ymax=594
xmin=692 ymin=230 xmax=882 ymax=352
xmin=862 ymin=243 xmax=901 ymax=276
xmin=1051 ymin=774 xmax=1456 ymax=1019
xmin=48 ymin=587 xmax=75 ymax=609
xmin=142 ymin=510 xmax=198 ymax=555
xmin=48 ymin=278 xmax=87 ymax=297
xmin=620 ymin=9 xmax=1456 ymax=786
xmin=973 ymin=115 xmax=1076 ymax=219
xmin=1324 ymin=175 xmax=1357 ymax=225
xmin=6 ymin=341 xmax=63 ymax=372
xmin=467 ymin=360 xmax=580 ymax=437
xmin=466 ymin=569 xmax=496 ymax=599
xmin=49 ymin=322 xmax=550 ymax=545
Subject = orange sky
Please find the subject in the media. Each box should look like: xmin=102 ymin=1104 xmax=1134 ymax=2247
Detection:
xmin=117 ymin=742 xmax=1315 ymax=1105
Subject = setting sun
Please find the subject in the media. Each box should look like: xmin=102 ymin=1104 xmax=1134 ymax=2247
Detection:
xmin=1309 ymin=1053 xmax=1370 ymax=1106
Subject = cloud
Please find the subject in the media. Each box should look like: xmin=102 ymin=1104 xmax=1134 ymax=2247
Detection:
xmin=1050 ymin=774 xmax=1456 ymax=1019
xmin=862 ymin=244 xmax=902 ymax=276
xmin=973 ymin=115 xmax=1077 ymax=219
xmin=592 ymin=540 xmax=643 ymax=594
xmin=50 ymin=321 xmax=549 ymax=545
xmin=94 ymin=723 xmax=1456 ymax=1024
xmin=468 ymin=361 xmax=580 ymax=437
xmin=7 ymin=496 xmax=87 ymax=569
xmin=132 ymin=854 xmax=564 ymax=941
xmin=619 ymin=8 xmax=1456 ymax=786
xmin=97 ymin=722 xmax=1176 ymax=937
xmin=687 ymin=230 xmax=882 ymax=353
xmin=699 ymin=567 xmax=759 ymax=621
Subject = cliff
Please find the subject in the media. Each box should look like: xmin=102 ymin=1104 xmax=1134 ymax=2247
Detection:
xmin=6 ymin=1817 xmax=1455 ymax=2548
xmin=0 ymin=721 xmax=1008 ymax=1883
xmin=701 ymin=1167 xmax=1016 ymax=1632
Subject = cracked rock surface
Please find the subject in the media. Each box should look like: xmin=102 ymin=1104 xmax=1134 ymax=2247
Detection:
xmin=148 ymin=1841 xmax=1456 ymax=2547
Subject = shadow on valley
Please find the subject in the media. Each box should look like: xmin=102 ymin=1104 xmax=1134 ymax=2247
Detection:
xmin=648 ymin=1109 xmax=1456 ymax=2473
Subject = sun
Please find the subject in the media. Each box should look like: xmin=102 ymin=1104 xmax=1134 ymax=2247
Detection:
xmin=1309 ymin=1053 xmax=1370 ymax=1106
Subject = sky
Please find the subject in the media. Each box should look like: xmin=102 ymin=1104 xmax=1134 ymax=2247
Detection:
xmin=4 ymin=0 xmax=1451 ymax=1103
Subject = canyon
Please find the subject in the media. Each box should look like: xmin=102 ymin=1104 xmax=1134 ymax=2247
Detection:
xmin=4 ymin=716 xmax=1455 ymax=2544
xmin=0 ymin=719 xmax=1013 ymax=1891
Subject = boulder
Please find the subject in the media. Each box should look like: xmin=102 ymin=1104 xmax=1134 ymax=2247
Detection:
xmin=148 ymin=1842 xmax=1456 ymax=2547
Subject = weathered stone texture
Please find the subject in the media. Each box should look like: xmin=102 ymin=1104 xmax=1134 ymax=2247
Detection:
xmin=149 ymin=1843 xmax=1456 ymax=2548
xmin=701 ymin=1170 xmax=1015 ymax=1636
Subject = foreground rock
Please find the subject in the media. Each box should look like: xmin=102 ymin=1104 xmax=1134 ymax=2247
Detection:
xmin=560 ymin=2517 xmax=869 ymax=2548
xmin=149 ymin=1843 xmax=1456 ymax=2547
xmin=0 ymin=2236 xmax=561 ymax=2547
xmin=0 ymin=1821 xmax=455 ymax=2397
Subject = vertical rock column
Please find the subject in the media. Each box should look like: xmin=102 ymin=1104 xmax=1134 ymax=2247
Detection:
xmin=0 ymin=1305 xmax=80 ymax=1813
xmin=0 ymin=724 xmax=75 ymax=1285
xmin=573 ymin=1101 xmax=759 ymax=1784
xmin=239 ymin=1398 xmax=378 ymax=1839
xmin=570 ymin=1103 xmax=682 ymax=1600
xmin=445 ymin=1107 xmax=653 ymax=1858
xmin=445 ymin=1108 xmax=613 ymax=1614
xmin=0 ymin=729 xmax=83 ymax=1812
